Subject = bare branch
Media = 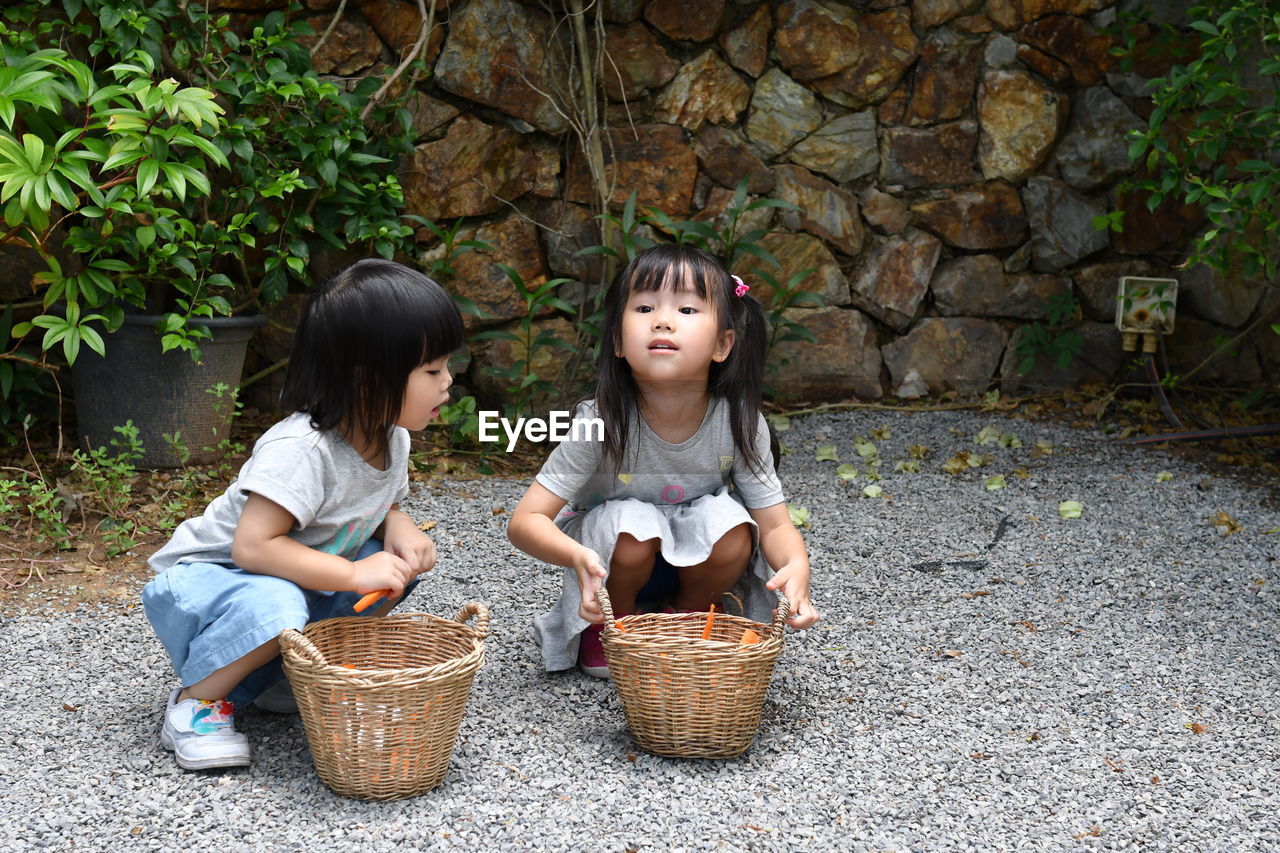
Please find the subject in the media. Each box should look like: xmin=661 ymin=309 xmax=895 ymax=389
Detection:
xmin=360 ymin=0 xmax=439 ymax=122
xmin=310 ymin=0 xmax=350 ymax=58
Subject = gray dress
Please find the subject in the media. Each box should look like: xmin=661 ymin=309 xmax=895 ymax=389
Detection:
xmin=532 ymin=399 xmax=785 ymax=671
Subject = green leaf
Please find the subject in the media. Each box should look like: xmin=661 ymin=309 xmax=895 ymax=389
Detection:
xmin=835 ymin=463 xmax=858 ymax=481
xmin=786 ymin=502 xmax=810 ymax=528
xmin=135 ymin=158 xmax=160 ymax=196
xmin=861 ymin=484 xmax=883 ymax=498
xmin=984 ymin=475 xmax=1006 ymax=491
xmin=815 ymin=444 xmax=838 ymax=462
xmin=470 ymin=330 xmax=522 ymax=343
xmin=318 ymin=158 xmax=338 ymax=186
xmin=1058 ymin=500 xmax=1083 ymax=519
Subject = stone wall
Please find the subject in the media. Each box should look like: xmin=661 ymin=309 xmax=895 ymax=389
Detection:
xmin=237 ymin=0 xmax=1278 ymax=405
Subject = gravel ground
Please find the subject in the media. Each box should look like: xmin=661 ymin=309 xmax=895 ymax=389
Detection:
xmin=1 ymin=408 xmax=1277 ymax=852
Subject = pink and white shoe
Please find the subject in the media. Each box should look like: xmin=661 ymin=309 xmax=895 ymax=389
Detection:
xmin=578 ymin=623 xmax=609 ymax=679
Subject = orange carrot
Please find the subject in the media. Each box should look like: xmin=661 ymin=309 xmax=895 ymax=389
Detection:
xmin=739 ymin=628 xmax=761 ymax=646
xmin=615 ymin=620 xmax=628 ymax=632
xmin=354 ymin=589 xmax=391 ymax=613
xmin=701 ymin=604 xmax=716 ymax=640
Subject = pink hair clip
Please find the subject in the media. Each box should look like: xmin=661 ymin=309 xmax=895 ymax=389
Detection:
xmin=731 ymin=274 xmax=749 ymax=298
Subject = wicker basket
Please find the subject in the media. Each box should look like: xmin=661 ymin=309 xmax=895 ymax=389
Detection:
xmin=597 ymin=588 xmax=788 ymax=758
xmin=279 ymin=604 xmax=488 ymax=800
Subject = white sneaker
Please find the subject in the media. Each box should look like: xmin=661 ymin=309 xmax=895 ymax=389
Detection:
xmin=251 ymin=679 xmax=298 ymax=714
xmin=160 ymin=688 xmax=251 ymax=770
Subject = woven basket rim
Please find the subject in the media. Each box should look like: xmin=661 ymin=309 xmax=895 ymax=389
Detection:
xmin=281 ymin=609 xmax=487 ymax=684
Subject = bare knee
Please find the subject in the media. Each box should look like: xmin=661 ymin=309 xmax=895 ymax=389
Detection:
xmin=612 ymin=532 xmax=660 ymax=571
xmin=708 ymin=523 xmax=753 ymax=567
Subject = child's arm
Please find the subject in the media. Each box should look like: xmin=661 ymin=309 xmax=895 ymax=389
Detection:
xmin=232 ymin=492 xmax=416 ymax=595
xmin=508 ymin=481 xmax=609 ymax=622
xmin=749 ymin=502 xmax=820 ymax=629
xmin=376 ymin=504 xmax=437 ymax=575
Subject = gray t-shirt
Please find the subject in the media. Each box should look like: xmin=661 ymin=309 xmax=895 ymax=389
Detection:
xmin=535 ymin=399 xmax=784 ymax=512
xmin=148 ymin=412 xmax=410 ymax=574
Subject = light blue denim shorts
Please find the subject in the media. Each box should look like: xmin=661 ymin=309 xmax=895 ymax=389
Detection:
xmin=142 ymin=539 xmax=418 ymax=707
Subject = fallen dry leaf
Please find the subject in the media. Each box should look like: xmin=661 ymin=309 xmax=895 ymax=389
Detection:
xmin=62 ymin=703 xmax=78 ymax=711
xmin=942 ymin=649 xmax=964 ymax=658
xmin=1186 ymin=722 xmax=1209 ymax=734
xmin=491 ymin=507 xmax=507 ymax=515
xmin=1211 ymin=512 xmax=1241 ymax=536
xmin=1015 ymin=620 xmax=1037 ymax=632
xmin=417 ymin=520 xmax=438 ymax=531
xmin=1151 ymin=775 xmax=1161 ymax=785
xmin=960 ymin=590 xmax=991 ymax=599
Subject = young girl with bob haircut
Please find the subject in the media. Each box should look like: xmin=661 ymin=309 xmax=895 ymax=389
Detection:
xmin=508 ymin=244 xmax=819 ymax=677
xmin=143 ymin=258 xmax=463 ymax=770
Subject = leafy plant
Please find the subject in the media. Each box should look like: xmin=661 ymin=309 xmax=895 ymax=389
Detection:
xmin=1122 ymin=0 xmax=1280 ymax=277
xmin=472 ymin=266 xmax=576 ymax=419
xmin=1015 ymin=293 xmax=1084 ymax=374
xmin=1 ymin=0 xmax=420 ymax=425
xmin=5 ymin=473 xmax=71 ymax=549
xmin=413 ymin=217 xmax=495 ymax=319
xmin=0 ymin=37 xmax=228 ymax=362
xmin=68 ymin=421 xmax=146 ymax=555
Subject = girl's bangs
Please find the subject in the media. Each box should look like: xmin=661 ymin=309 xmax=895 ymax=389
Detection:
xmin=626 ymin=255 xmax=713 ymax=301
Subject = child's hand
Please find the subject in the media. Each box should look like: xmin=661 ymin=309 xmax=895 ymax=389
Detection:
xmin=388 ymin=531 xmax=437 ymax=577
xmin=572 ymin=546 xmax=608 ymax=623
xmin=382 ymin=510 xmax=437 ymax=576
xmin=766 ymin=562 xmax=820 ymax=629
xmin=352 ymin=550 xmax=415 ymax=596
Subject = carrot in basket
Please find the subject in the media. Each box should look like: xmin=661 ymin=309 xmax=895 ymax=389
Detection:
xmin=739 ymin=628 xmax=761 ymax=646
xmin=701 ymin=604 xmax=716 ymax=640
xmin=354 ymin=589 xmax=391 ymax=613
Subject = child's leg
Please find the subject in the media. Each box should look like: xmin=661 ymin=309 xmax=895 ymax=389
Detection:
xmin=606 ymin=531 xmax=661 ymax=615
xmin=673 ymin=522 xmax=753 ymax=611
xmin=179 ymin=638 xmax=283 ymax=702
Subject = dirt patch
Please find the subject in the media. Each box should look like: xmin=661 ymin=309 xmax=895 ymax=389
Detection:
xmin=0 ymin=536 xmax=159 ymax=615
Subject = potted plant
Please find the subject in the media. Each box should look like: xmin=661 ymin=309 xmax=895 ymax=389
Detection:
xmin=1 ymin=0 xmax=419 ymax=464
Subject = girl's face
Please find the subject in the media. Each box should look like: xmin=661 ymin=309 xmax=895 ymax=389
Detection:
xmin=616 ymin=274 xmax=734 ymax=386
xmin=394 ymin=354 xmax=453 ymax=430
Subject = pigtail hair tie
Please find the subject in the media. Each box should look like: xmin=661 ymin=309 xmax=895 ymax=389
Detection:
xmin=731 ymin=274 xmax=749 ymax=298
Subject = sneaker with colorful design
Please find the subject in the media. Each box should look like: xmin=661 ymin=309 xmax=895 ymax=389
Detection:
xmin=160 ymin=687 xmax=251 ymax=770
xmin=578 ymin=623 xmax=609 ymax=679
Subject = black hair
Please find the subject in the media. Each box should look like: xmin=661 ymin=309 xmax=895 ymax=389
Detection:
xmin=595 ymin=244 xmax=770 ymax=475
xmin=281 ymin=258 xmax=464 ymax=461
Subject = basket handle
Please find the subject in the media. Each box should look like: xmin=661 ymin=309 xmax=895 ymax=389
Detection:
xmin=595 ymin=585 xmax=616 ymax=630
xmin=278 ymin=628 xmax=326 ymax=664
xmin=454 ymin=602 xmax=490 ymax=640
xmin=770 ymin=595 xmax=790 ymax=638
